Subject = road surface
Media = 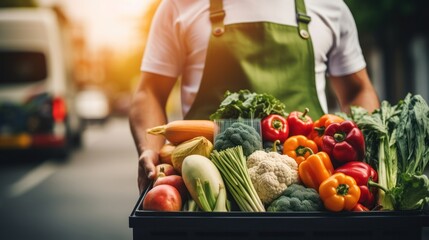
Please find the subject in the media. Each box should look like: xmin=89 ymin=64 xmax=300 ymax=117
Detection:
xmin=0 ymin=117 xmax=139 ymax=240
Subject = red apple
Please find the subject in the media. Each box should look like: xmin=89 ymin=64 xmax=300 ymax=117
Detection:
xmin=142 ymin=185 xmax=182 ymax=211
xmin=153 ymin=174 xmax=188 ymax=201
xmin=155 ymin=163 xmax=177 ymax=179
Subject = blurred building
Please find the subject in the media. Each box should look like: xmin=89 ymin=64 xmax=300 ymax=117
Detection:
xmin=345 ymin=0 xmax=429 ymax=104
xmin=362 ymin=34 xmax=429 ymax=105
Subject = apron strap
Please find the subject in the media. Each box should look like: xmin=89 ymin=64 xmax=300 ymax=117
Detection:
xmin=209 ymin=0 xmax=226 ymax=36
xmin=295 ymin=0 xmax=311 ymax=39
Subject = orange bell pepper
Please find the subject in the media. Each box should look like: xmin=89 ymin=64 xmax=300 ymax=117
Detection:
xmin=319 ymin=172 xmax=361 ymax=212
xmin=298 ymin=151 xmax=334 ymax=190
xmin=283 ymin=135 xmax=318 ymax=165
xmin=308 ymin=114 xmax=344 ymax=150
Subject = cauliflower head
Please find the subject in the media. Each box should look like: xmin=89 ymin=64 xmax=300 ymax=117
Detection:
xmin=247 ymin=150 xmax=299 ymax=205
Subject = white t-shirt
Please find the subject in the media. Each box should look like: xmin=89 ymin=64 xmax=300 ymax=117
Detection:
xmin=141 ymin=0 xmax=366 ymax=116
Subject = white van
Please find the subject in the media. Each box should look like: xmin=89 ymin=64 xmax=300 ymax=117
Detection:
xmin=0 ymin=8 xmax=83 ymax=158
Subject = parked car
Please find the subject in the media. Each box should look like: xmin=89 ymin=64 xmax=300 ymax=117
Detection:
xmin=75 ymin=88 xmax=111 ymax=124
xmin=0 ymin=8 xmax=83 ymax=158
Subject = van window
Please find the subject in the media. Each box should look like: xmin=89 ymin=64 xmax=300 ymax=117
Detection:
xmin=0 ymin=51 xmax=47 ymax=85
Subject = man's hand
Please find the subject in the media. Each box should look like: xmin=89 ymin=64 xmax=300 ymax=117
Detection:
xmin=137 ymin=149 xmax=160 ymax=194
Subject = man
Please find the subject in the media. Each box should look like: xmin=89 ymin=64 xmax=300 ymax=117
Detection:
xmin=129 ymin=0 xmax=380 ymax=193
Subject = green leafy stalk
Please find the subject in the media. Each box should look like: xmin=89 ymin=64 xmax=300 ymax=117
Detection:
xmin=212 ymin=150 xmax=260 ymax=211
xmin=376 ymin=136 xmax=388 ymax=208
xmin=396 ymin=94 xmax=429 ymax=175
xmin=195 ymin=178 xmax=229 ymax=212
xmin=213 ymin=184 xmax=228 ymax=212
xmin=203 ymin=181 xmax=216 ymax=209
xmin=392 ymin=94 xmax=429 ymax=210
xmin=377 ymin=136 xmax=397 ymax=210
xmin=351 ymin=93 xmax=429 ymax=210
xmin=196 ymin=178 xmax=214 ymax=212
xmin=352 ymin=103 xmax=398 ymax=209
xmin=210 ymin=146 xmax=265 ymax=212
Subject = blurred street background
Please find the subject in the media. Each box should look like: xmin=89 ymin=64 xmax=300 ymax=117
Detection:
xmin=0 ymin=0 xmax=429 ymax=239
xmin=0 ymin=118 xmax=138 ymax=240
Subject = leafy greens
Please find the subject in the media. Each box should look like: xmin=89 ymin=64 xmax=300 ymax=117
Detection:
xmin=209 ymin=90 xmax=288 ymax=120
xmin=348 ymin=93 xmax=429 ymax=210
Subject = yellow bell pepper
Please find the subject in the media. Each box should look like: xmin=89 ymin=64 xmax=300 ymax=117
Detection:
xmin=283 ymin=135 xmax=318 ymax=165
xmin=319 ymin=172 xmax=361 ymax=212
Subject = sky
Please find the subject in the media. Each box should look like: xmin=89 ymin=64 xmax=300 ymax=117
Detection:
xmin=37 ymin=0 xmax=150 ymax=51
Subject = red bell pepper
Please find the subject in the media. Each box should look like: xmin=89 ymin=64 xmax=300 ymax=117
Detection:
xmin=308 ymin=114 xmax=344 ymax=150
xmin=335 ymin=161 xmax=378 ymax=209
xmin=261 ymin=114 xmax=289 ymax=143
xmin=287 ymin=108 xmax=313 ymax=136
xmin=352 ymin=203 xmax=370 ymax=212
xmin=321 ymin=120 xmax=365 ymax=165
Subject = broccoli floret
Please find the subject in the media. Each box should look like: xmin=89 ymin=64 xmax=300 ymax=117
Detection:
xmin=267 ymin=184 xmax=324 ymax=212
xmin=230 ymin=133 xmax=244 ymax=145
xmin=214 ymin=121 xmax=262 ymax=157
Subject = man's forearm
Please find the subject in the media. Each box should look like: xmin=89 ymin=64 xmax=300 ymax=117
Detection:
xmin=347 ymin=88 xmax=380 ymax=113
xmin=129 ymin=89 xmax=168 ymax=157
xmin=330 ymin=68 xmax=380 ymax=114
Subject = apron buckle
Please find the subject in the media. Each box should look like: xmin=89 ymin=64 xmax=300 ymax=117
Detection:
xmin=210 ymin=9 xmax=226 ymax=23
xmin=297 ymin=12 xmax=311 ymax=24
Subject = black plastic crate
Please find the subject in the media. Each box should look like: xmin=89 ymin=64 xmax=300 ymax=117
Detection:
xmin=129 ymin=190 xmax=429 ymax=240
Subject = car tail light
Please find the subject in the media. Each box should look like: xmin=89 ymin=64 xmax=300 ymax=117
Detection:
xmin=52 ymin=96 xmax=66 ymax=122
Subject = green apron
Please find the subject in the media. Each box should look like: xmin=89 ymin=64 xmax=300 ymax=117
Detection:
xmin=185 ymin=0 xmax=325 ymax=120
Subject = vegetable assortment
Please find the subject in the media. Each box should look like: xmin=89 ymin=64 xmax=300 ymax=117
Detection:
xmin=144 ymin=90 xmax=429 ymax=213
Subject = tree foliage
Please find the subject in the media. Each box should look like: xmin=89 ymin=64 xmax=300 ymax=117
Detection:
xmin=346 ymin=0 xmax=427 ymax=36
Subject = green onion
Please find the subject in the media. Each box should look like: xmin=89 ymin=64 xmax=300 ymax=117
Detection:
xmin=210 ymin=146 xmax=265 ymax=212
